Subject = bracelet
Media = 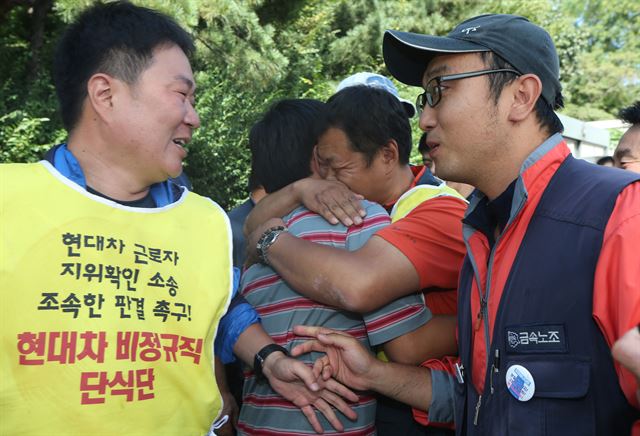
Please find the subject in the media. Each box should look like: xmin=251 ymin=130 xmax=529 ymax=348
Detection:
xmin=256 ymin=225 xmax=287 ymax=265
xmin=254 ymin=344 xmax=289 ymax=381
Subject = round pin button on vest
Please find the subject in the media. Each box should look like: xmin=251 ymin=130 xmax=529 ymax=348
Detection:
xmin=505 ymin=364 xmax=535 ymax=401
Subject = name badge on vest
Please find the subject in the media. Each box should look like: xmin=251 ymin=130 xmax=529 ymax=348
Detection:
xmin=505 ymin=324 xmax=567 ymax=354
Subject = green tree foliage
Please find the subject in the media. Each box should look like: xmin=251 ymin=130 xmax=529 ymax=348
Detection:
xmin=2 ymin=0 xmax=637 ymax=208
xmin=557 ymin=0 xmax=640 ymax=119
xmin=0 ymin=3 xmax=66 ymax=163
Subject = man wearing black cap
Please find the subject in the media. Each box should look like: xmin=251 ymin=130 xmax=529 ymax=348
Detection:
xmin=295 ymin=14 xmax=640 ymax=435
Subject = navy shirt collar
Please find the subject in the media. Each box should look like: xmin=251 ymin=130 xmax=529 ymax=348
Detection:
xmin=464 ymin=179 xmax=517 ymax=248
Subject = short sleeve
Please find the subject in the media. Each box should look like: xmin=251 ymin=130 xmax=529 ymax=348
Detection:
xmin=593 ymin=182 xmax=640 ymax=409
xmin=376 ymin=196 xmax=467 ymax=290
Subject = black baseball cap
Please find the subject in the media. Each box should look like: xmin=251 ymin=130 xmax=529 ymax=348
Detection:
xmin=383 ymin=14 xmax=562 ymax=108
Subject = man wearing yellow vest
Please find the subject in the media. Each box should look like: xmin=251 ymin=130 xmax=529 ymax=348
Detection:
xmin=0 ymin=2 xmax=358 ymax=435
xmin=245 ymin=84 xmax=468 ymax=435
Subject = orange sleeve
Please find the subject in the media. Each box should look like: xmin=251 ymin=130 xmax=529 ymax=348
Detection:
xmin=424 ymin=289 xmax=458 ymax=315
xmin=376 ymin=196 xmax=467 ymax=291
xmin=593 ymin=182 xmax=640 ymax=411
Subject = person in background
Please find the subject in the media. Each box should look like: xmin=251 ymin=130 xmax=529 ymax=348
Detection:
xmin=613 ymin=326 xmax=640 ymax=405
xmin=614 ymin=101 xmax=640 ymax=173
xmin=597 ymin=156 xmax=615 ymax=167
xmin=418 ymin=132 xmax=435 ymax=172
xmin=228 ymin=172 xmax=267 ymax=270
xmin=336 ymin=71 xmax=417 ymax=118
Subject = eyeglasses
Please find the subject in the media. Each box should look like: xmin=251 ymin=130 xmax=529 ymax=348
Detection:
xmin=415 ymin=68 xmax=521 ymax=111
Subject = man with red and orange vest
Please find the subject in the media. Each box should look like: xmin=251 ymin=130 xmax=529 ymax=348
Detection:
xmin=292 ymin=13 xmax=640 ymax=436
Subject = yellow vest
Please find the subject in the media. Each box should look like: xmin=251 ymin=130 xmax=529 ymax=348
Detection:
xmin=390 ymin=182 xmax=465 ymax=222
xmin=377 ymin=181 xmax=465 ymax=362
xmin=0 ymin=162 xmax=232 ymax=435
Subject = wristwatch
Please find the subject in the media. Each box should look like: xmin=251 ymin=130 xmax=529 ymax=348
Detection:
xmin=256 ymin=225 xmax=287 ymax=265
xmin=254 ymin=344 xmax=289 ymax=381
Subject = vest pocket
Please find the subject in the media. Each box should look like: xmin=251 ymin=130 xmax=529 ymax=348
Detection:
xmin=504 ymin=355 xmax=594 ymax=436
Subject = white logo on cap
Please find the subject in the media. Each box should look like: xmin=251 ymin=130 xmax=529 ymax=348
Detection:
xmin=461 ymin=26 xmax=480 ymax=35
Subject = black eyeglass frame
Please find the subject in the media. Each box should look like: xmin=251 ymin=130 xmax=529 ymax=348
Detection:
xmin=416 ymin=68 xmax=521 ymax=111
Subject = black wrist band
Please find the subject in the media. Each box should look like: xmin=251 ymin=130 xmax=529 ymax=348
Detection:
xmin=253 ymin=344 xmax=289 ymax=381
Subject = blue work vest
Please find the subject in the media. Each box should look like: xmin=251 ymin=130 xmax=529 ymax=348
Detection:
xmin=456 ymin=156 xmax=639 ymax=435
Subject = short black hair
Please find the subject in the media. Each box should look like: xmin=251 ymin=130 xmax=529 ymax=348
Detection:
xmin=321 ymin=86 xmax=412 ymax=166
xmin=53 ymin=1 xmax=195 ymax=131
xmin=596 ymin=156 xmax=614 ymax=166
xmin=619 ymin=101 xmax=640 ymax=126
xmin=418 ymin=132 xmax=429 ymax=153
xmin=249 ymin=99 xmax=326 ymax=193
xmin=479 ymin=52 xmax=564 ymax=136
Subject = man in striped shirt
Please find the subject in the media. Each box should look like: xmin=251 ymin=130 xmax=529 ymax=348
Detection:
xmin=237 ymin=99 xmax=430 ymax=435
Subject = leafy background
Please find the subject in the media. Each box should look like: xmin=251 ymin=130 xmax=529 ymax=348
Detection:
xmin=1 ymin=0 xmax=638 ymax=209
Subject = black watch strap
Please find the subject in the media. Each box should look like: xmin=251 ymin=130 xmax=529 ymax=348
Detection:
xmin=254 ymin=344 xmax=289 ymax=381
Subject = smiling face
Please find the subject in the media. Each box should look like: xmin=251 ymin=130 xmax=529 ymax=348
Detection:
xmin=417 ymin=53 xmax=510 ymax=187
xmin=111 ymin=44 xmax=200 ymax=184
xmin=315 ymin=127 xmax=389 ymax=204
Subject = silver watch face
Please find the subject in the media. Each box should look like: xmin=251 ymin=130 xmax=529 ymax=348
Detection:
xmin=260 ymin=229 xmax=283 ymax=249
xmin=264 ymin=231 xmax=279 ymax=245
xmin=258 ymin=228 xmax=286 ymax=264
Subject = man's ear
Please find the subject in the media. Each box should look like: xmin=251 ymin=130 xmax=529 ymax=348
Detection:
xmin=381 ymin=139 xmax=400 ymax=166
xmin=507 ymin=73 xmax=542 ymax=123
xmin=309 ymin=145 xmax=323 ymax=179
xmin=86 ymin=73 xmax=116 ymax=121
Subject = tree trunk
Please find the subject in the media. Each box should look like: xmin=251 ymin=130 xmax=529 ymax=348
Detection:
xmin=26 ymin=0 xmax=52 ymax=82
